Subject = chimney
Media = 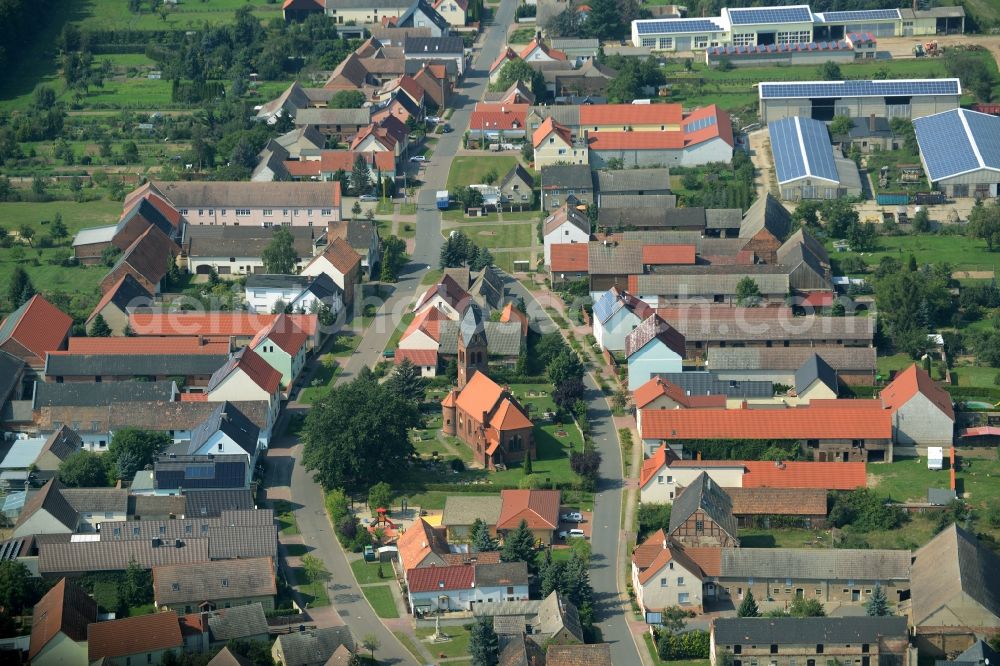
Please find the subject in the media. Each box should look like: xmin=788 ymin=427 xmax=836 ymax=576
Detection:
xmin=869 ymin=113 xmax=876 ymax=132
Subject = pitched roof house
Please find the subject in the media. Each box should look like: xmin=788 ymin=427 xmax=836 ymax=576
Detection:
xmin=85 ymin=273 xmax=154 ymax=335
xmin=100 ymin=223 xmax=178 ymax=296
xmin=300 ymin=236 xmax=362 ymax=306
xmin=0 ymin=295 xmax=72 ymax=370
xmin=668 ymin=472 xmax=738 ymax=547
xmin=592 ymin=287 xmax=653 ymax=353
xmin=624 ymin=314 xmax=686 ymax=390
xmin=794 ymin=352 xmax=840 ymax=400
xmin=206 ymin=348 xmax=282 ymax=427
xmin=497 ymin=489 xmax=560 ymax=542
xmin=272 ymin=627 xmax=356 ymax=666
xmin=153 ymin=557 xmax=277 ymax=613
xmin=739 ymin=193 xmax=792 ymax=263
xmin=543 ymin=204 xmax=591 ymax=266
xmin=631 ymin=529 xmax=709 ymax=612
xmin=13 ymin=479 xmax=78 ymax=538
xmin=397 ymin=516 xmax=450 ymax=571
xmin=29 ymin=578 xmax=98 ymax=663
xmin=880 ymin=363 xmax=955 ymax=445
xmin=88 ymin=611 xmax=184 ymax=664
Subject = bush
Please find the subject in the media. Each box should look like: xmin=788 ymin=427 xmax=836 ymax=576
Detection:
xmin=657 ymin=630 xmax=710 ymax=660
xmin=829 ymin=488 xmax=905 ymax=531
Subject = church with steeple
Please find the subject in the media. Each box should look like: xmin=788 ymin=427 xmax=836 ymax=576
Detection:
xmin=441 ymin=304 xmax=534 ymax=470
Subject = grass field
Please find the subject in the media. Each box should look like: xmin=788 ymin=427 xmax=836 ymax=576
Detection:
xmin=490 ymin=421 xmax=584 ymax=486
xmin=74 ymin=0 xmax=281 ymax=32
xmin=828 ymin=232 xmax=1000 ymax=275
xmin=361 ymin=585 xmax=399 ymax=618
xmin=274 ymin=501 xmax=299 ymax=536
xmin=393 ymin=632 xmax=427 ymax=664
xmin=447 ymin=156 xmax=521 ymax=189
xmin=386 ymin=312 xmax=415 ymax=351
xmin=351 ymin=559 xmax=391 ymax=585
xmin=416 ymin=625 xmax=472 ymax=659
xmin=467 ymin=223 xmax=533 ymax=248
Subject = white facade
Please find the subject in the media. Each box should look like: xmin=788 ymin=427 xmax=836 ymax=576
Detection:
xmin=639 ymin=460 xmax=745 ymax=504
xmin=207 ymin=374 xmax=280 ymax=434
xmin=543 ymin=220 xmax=590 ymax=266
xmin=407 ymin=581 xmax=529 ymax=612
xmin=893 ymin=392 xmax=955 ymax=445
xmin=593 ymin=306 xmax=645 ymax=353
xmin=633 ymin=550 xmax=704 ymax=612
xmin=244 ymin=282 xmax=342 ymax=316
xmin=187 ymin=429 xmax=259 ymax=468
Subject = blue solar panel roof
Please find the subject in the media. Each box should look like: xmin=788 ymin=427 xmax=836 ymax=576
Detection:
xmin=914 ymin=109 xmax=1000 ymax=182
xmin=686 ymin=115 xmax=717 ymax=132
xmin=727 ymin=5 xmax=813 ymax=25
xmin=759 ymin=79 xmax=961 ymax=99
xmin=635 ymin=19 xmax=725 ymax=35
xmin=592 ymin=290 xmax=618 ymax=323
xmin=769 ymin=116 xmax=839 ymax=184
xmin=817 ymin=9 xmax=900 ymax=23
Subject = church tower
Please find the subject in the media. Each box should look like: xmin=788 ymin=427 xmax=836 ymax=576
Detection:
xmin=457 ymin=303 xmax=488 ymax=389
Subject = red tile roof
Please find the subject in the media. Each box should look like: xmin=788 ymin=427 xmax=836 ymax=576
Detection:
xmin=251 ymin=314 xmax=308 ymax=356
xmin=453 ymin=371 xmax=505 ymax=418
xmin=588 ymin=131 xmax=685 ymax=151
xmin=395 ymin=348 xmax=438 ymax=367
xmin=324 ymin=236 xmax=363 ymax=275
xmin=228 ymin=347 xmax=282 ymax=395
xmin=402 ymin=306 xmax=447 ymax=343
xmin=88 ymin=611 xmax=183 ymax=661
xmin=497 ymin=489 xmax=560 ymax=530
xmin=284 ymin=151 xmax=395 ymax=178
xmin=470 ymin=103 xmax=529 ymax=132
xmin=880 ymin=363 xmax=955 ymax=420
xmin=406 ymin=564 xmax=475 ymax=593
xmin=491 ymin=398 xmax=533 ymax=431
xmin=631 ymin=530 xmax=705 ymax=585
xmin=500 ymin=303 xmax=529 ymax=337
xmin=682 ymin=104 xmax=734 ymax=148
xmin=580 ymin=103 xmax=683 ymax=127
xmin=397 ymin=518 xmax=447 ymax=570
xmin=550 ymin=244 xmax=589 ymax=273
xmin=799 ymin=291 xmax=835 ymax=307
xmin=682 ymin=546 xmax=722 ymax=577
xmin=66 ymin=337 xmax=229 ymax=355
xmin=741 ymin=460 xmax=866 ymax=490
xmin=640 ymin=405 xmax=892 ymax=441
xmin=489 ymin=47 xmax=518 ymax=74
xmin=532 ymin=116 xmax=574 ymax=149
xmin=642 ymin=244 xmax=696 ymax=265
xmin=0 ymin=295 xmax=72 ymax=364
xmin=632 ymin=377 xmax=725 ymax=410
xmin=131 ymin=312 xmax=317 ymax=338
xmin=29 ymin=578 xmax=98 ymax=659
xmin=639 ymin=443 xmax=677 ymax=488
xmin=414 ymin=274 xmax=471 ymax=312
xmin=726 ymin=487 xmax=828 ymax=516
xmin=519 ymin=39 xmax=568 ymax=61
xmin=87 ymin=274 xmax=152 ymax=326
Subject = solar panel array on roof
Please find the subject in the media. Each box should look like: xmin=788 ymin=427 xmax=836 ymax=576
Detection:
xmin=914 ymin=109 xmax=1000 ymax=182
xmin=727 ymin=6 xmax=813 ymax=25
xmin=769 ymin=116 xmax=839 ymax=184
xmin=760 ymin=79 xmax=961 ymax=99
xmin=817 ymin=9 xmax=900 ymax=22
xmin=686 ymin=115 xmax=717 ymax=132
xmin=635 ymin=19 xmax=725 ymax=34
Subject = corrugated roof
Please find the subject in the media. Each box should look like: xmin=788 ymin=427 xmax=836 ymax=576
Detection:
xmin=596 ymin=168 xmax=671 ymax=194
xmin=706 ymin=346 xmax=875 ymax=372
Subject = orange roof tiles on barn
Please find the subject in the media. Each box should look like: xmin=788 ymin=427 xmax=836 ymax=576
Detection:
xmin=88 ymin=611 xmax=183 ymax=662
xmin=726 ymin=487 xmax=828 ymax=516
xmin=588 ymin=132 xmax=685 ymax=151
xmin=209 ymin=348 xmax=281 ymax=395
xmin=682 ymin=546 xmax=722 ymax=577
xmin=497 ymin=489 xmax=560 ymax=530
xmin=66 ymin=337 xmax=229 ymax=355
xmin=0 ymin=295 xmax=72 ymax=365
xmin=550 ymin=244 xmax=589 ymax=273
xmin=880 ymin=363 xmax=955 ymax=420
xmin=394 ymin=348 xmax=438 ymax=367
xmin=642 ymin=244 xmax=697 ymax=266
xmin=640 ymin=404 xmax=891 ymax=441
xmin=741 ymin=460 xmax=866 ymax=490
xmin=580 ymin=104 xmax=683 ymax=127
xmin=130 ymin=312 xmax=317 ymax=338
xmin=406 ymin=564 xmax=475 ymax=593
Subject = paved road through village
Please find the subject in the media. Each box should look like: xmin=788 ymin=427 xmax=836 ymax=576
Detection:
xmin=267 ymin=2 xmax=641 ymax=662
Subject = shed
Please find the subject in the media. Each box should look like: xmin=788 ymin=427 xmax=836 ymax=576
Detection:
xmin=927 ymin=446 xmax=944 ymax=470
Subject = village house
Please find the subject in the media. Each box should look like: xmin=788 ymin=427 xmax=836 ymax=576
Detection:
xmin=592 ymin=287 xmax=653 ymax=353
xmin=294 ymin=107 xmax=371 ymax=140
xmin=250 ymin=314 xmax=309 ymax=389
xmin=793 ymin=353 xmax=840 ymax=401
xmin=0 ymin=295 xmax=73 ymax=373
xmin=468 ymin=103 xmax=528 ymax=143
xmin=404 ymin=36 xmax=464 ymax=73
xmin=483 ymin=80 xmax=535 ymax=106
xmin=547 ymin=644 xmax=613 ymax=666
xmin=496 ymin=489 xmax=561 ymax=544
xmin=300 ymin=235 xmax=363 ymax=307
xmin=549 ymin=244 xmax=589 ymax=287
xmin=407 ymin=561 xmax=530 ymax=613
xmin=272 ymin=627 xmax=356 ymax=666
xmin=474 ymin=591 xmax=585 ymax=645
xmin=205 ymin=347 xmax=283 ymax=428
xmin=184 ymin=225 xmax=319 ymax=278
xmin=533 ymin=117 xmax=589 ymax=169
xmin=547 ymin=60 xmax=616 ymax=99
xmin=431 ymin=0 xmax=466 ymax=25
xmin=668 ymin=472 xmax=739 ymax=548
xmin=99 ymin=224 xmax=178 ymax=296
xmin=43 ymin=349 xmax=229 ymax=389
xmin=543 ymin=204 xmax=591 ymax=266
xmin=147 ymin=181 xmax=342 ymax=228
xmin=28 ymin=579 xmax=98 ymax=665
xmin=594 ymin=168 xmax=673 ymax=207
xmin=710 ymin=617 xmax=910 ymax=666
xmin=499 ymin=163 xmax=535 ymax=205
xmin=73 ymin=194 xmax=183 ymax=265
xmin=85 ymin=274 xmax=153 ymax=335
xmin=442 ymin=494 xmax=503 ymax=541
xmin=87 ymin=611 xmax=184 ymax=666
xmin=140 ymin=454 xmax=252 ymax=495
xmin=880 ymin=364 xmax=955 ymax=446
xmin=128 ymin=312 xmax=320 ymax=350
xmin=395 ymin=0 xmax=451 ymax=36
xmin=625 ymin=313 xmax=686 ymax=390
xmin=173 ymin=402 xmax=262 ymax=467
xmin=707 ymin=346 xmax=878 ymax=387
xmin=254 ymin=80 xmax=330 ymax=121
xmin=243 ymin=273 xmax=343 ymax=316
xmin=910 ymin=525 xmax=1000 ymax=656
xmin=631 ymin=530 xmax=715 ymax=612
xmin=739 ymin=193 xmax=792 ymax=264
xmin=325 ymin=219 xmax=382 ymax=277
xmin=153 ymin=557 xmax=277 ymax=614
xmin=540 ymin=164 xmax=593 ymax=209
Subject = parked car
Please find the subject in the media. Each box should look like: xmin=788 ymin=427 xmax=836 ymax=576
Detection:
xmin=359 ymin=194 xmax=378 ymax=202
xmin=558 ymin=528 xmax=586 ymax=540
xmin=426 ymin=115 xmax=442 ymax=123
xmin=560 ymin=512 xmax=583 ymax=523
xmin=442 ymin=124 xmax=453 ymax=133
xmin=410 ymin=155 xmax=427 ymax=162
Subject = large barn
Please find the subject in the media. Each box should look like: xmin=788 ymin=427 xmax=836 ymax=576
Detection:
xmin=914 ymin=108 xmax=1000 ymax=199
xmin=769 ymin=116 xmax=861 ymax=201
xmin=759 ymin=79 xmax=961 ymax=125
xmin=631 ymin=4 xmax=964 ymax=50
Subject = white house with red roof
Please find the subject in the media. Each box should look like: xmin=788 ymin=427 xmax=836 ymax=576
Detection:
xmin=300 ymin=236 xmax=362 ymax=307
xmin=624 ymin=314 xmax=686 ymax=390
xmin=250 ymin=314 xmax=309 ymax=389
xmin=519 ymin=38 xmax=568 ymax=64
xmin=592 ymin=287 xmax=654 ymax=353
xmin=206 ymin=348 xmax=283 ymax=429
xmin=631 ymin=529 xmax=708 ymax=612
xmin=413 ymin=274 xmax=472 ymax=320
xmin=533 ymin=117 xmax=588 ymax=169
xmin=488 ymin=47 xmax=518 ymax=83
xmin=542 ymin=204 xmax=591 ymax=265
xmin=469 ymin=103 xmax=528 ymax=142
xmin=880 ymin=363 xmax=955 ymax=446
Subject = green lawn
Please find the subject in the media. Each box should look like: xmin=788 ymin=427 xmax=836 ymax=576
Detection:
xmin=297 ymin=356 xmax=340 ymax=405
xmin=738 ymin=528 xmax=831 ymax=549
xmin=361 ymin=585 xmax=399 ymax=618
xmin=499 ymin=210 xmax=541 ymax=221
xmin=467 ymin=223 xmax=533 ymax=249
xmin=416 ymin=625 xmax=472 ymax=659
xmin=0 ymin=200 xmax=125 ymax=235
xmin=951 ymin=364 xmax=1000 ymax=389
xmin=400 ymin=203 xmax=418 ymax=215
xmin=392 ymin=632 xmax=427 ymax=664
xmin=828 ymin=232 xmax=1000 ymax=275
xmin=446 ymin=156 xmax=521 ymax=189
xmin=490 ymin=250 xmax=532 ymax=273
xmin=74 ymin=0 xmax=282 ymax=32
xmin=401 ymin=490 xmax=498 ymax=511
xmin=351 ymin=559 xmax=392 ymax=585
xmin=420 ymin=269 xmax=444 ymax=285
xmin=274 ymin=501 xmax=299 ymax=536
xmin=331 ymin=333 xmax=361 ymax=357
xmin=490 ymin=421 xmax=583 ymax=486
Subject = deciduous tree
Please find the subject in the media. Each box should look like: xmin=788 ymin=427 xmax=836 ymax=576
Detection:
xmin=107 ymin=429 xmax=171 ymax=482
xmin=58 ymin=451 xmax=108 ymax=487
xmin=261 ymin=226 xmax=297 ymax=274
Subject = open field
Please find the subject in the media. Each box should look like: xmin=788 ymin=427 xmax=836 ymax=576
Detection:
xmin=467 ymin=222 xmax=533 ymax=248
xmin=74 ymin=0 xmax=281 ymax=32
xmin=361 ymin=585 xmax=399 ymax=618
xmin=828 ymin=232 xmax=1000 ymax=275
xmin=447 ymin=156 xmax=520 ymax=190
xmin=416 ymin=625 xmax=472 ymax=659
